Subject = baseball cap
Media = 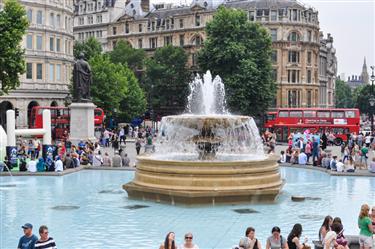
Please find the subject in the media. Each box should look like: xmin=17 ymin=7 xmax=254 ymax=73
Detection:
xmin=22 ymin=223 xmax=33 ymax=229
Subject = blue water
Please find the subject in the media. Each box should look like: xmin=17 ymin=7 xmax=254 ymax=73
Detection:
xmin=1 ymin=167 xmax=374 ymax=249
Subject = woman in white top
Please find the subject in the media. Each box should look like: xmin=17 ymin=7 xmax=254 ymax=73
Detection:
xmin=324 ymin=223 xmax=345 ymax=249
xmin=180 ymin=232 xmax=199 ymax=249
xmin=26 ymin=158 xmax=37 ymax=172
xmin=92 ymin=151 xmax=103 ymax=166
xmin=54 ymin=156 xmax=64 ymax=172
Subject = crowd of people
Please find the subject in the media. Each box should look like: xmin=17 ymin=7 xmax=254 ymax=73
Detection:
xmin=0 ymin=124 xmax=158 ymax=173
xmin=154 ymin=204 xmax=375 ymax=249
xmin=262 ymin=129 xmax=375 ymax=173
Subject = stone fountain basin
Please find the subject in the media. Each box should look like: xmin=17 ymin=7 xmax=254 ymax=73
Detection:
xmin=123 ymin=155 xmax=283 ymax=204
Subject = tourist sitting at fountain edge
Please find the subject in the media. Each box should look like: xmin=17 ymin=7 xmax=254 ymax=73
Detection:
xmin=298 ymin=150 xmax=307 ymax=165
xmin=180 ymin=232 xmax=199 ymax=249
xmin=319 ymin=216 xmax=333 ymax=242
xmin=332 ymin=217 xmax=349 ymax=249
xmin=278 ymin=151 xmax=286 ymax=164
xmin=237 ymin=227 xmax=262 ymax=249
xmin=369 ymin=158 xmax=375 ymax=173
xmin=160 ymin=232 xmax=177 ymax=249
xmin=266 ymin=226 xmax=289 ymax=249
xmin=287 ymin=224 xmax=307 ymax=249
xmin=323 ymin=222 xmax=346 ymax=249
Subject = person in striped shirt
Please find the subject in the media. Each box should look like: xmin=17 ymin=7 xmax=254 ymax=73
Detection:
xmin=34 ymin=225 xmax=57 ymax=249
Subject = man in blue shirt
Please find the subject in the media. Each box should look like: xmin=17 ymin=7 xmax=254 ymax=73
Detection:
xmin=18 ymin=223 xmax=38 ymax=249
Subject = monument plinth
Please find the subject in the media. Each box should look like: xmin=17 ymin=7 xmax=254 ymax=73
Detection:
xmin=69 ymin=102 xmax=96 ymax=145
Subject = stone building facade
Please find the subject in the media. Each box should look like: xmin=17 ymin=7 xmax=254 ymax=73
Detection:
xmin=73 ymin=0 xmax=127 ymax=51
xmin=0 ymin=0 xmax=75 ymax=129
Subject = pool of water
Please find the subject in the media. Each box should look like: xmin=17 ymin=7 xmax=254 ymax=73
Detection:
xmin=1 ymin=167 xmax=374 ymax=249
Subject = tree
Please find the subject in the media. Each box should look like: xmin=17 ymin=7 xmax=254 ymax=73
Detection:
xmin=108 ymin=40 xmax=146 ymax=72
xmin=197 ymin=6 xmax=276 ymax=117
xmin=0 ymin=0 xmax=28 ymax=95
xmin=89 ymin=54 xmax=146 ymax=121
xmin=335 ymin=79 xmax=353 ymax=108
xmin=73 ymin=37 xmax=102 ymax=61
xmin=354 ymin=85 xmax=372 ymax=115
xmin=145 ymin=45 xmax=190 ymax=115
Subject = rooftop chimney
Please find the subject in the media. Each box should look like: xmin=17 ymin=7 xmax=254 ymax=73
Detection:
xmin=141 ymin=0 xmax=149 ymax=12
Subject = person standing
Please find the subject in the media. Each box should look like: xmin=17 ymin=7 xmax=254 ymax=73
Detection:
xmin=312 ymin=137 xmax=319 ymax=164
xmin=358 ymin=204 xmax=374 ymax=249
xmin=135 ymin=139 xmax=142 ymax=155
xmin=119 ymin=127 xmax=126 ymax=145
xmin=321 ymin=133 xmax=327 ymax=151
xmin=34 ymin=225 xmax=56 ymax=249
xmin=18 ymin=223 xmax=38 ymax=249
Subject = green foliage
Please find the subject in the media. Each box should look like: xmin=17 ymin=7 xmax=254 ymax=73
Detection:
xmin=73 ymin=37 xmax=102 ymax=61
xmin=0 ymin=0 xmax=28 ymax=95
xmin=89 ymin=54 xmax=146 ymax=121
xmin=145 ymin=45 xmax=190 ymax=115
xmin=108 ymin=40 xmax=146 ymax=71
xmin=335 ymin=79 xmax=354 ymax=108
xmin=198 ymin=6 xmax=276 ymax=117
xmin=354 ymin=85 xmax=373 ymax=115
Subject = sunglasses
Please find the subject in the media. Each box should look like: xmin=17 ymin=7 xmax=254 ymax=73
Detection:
xmin=185 ymin=237 xmax=193 ymax=239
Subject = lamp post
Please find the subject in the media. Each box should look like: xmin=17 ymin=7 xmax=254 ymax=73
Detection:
xmin=370 ymin=66 xmax=375 ymax=134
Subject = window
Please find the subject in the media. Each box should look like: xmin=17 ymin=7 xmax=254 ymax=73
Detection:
xmin=307 ymin=30 xmax=312 ymax=42
xmin=56 ymin=14 xmax=61 ymax=27
xmin=345 ymin=111 xmax=356 ymax=118
xmin=50 ymin=13 xmax=54 ymax=27
xmin=49 ymin=37 xmax=54 ymax=51
xmin=139 ymin=23 xmax=142 ymax=32
xmin=166 ymin=19 xmax=170 ymax=30
xmin=179 ymin=19 xmax=184 ymax=28
xmin=249 ymin=11 xmax=255 ymax=21
xmin=317 ymin=111 xmax=330 ymax=118
xmin=271 ymin=10 xmax=277 ymax=21
xmin=27 ymin=9 xmax=32 ymax=23
xmin=307 ymin=51 xmax=312 ymax=64
xmin=179 ymin=34 xmax=184 ymax=47
xmin=125 ymin=22 xmax=129 ymax=33
xmin=270 ymin=29 xmax=277 ymax=41
xmin=271 ymin=50 xmax=277 ymax=63
xmin=288 ymin=51 xmax=300 ymax=63
xmin=112 ymin=41 xmax=117 ymax=48
xmin=331 ymin=111 xmax=345 ymax=118
xmin=49 ymin=64 xmax=54 ymax=81
xmin=290 ymin=111 xmax=303 ymax=117
xmin=27 ymin=34 xmax=33 ymax=49
xmin=56 ymin=38 xmax=61 ymax=52
xmin=26 ymin=63 xmax=33 ymax=79
xmin=279 ymin=111 xmax=289 ymax=117
xmin=307 ymin=90 xmax=312 ymax=107
xmin=303 ymin=111 xmax=316 ymax=117
xmin=194 ymin=36 xmax=202 ymax=46
xmin=288 ymin=70 xmax=300 ymax=83
xmin=164 ymin=36 xmax=172 ymax=46
xmin=149 ymin=37 xmax=157 ymax=48
xmin=113 ymin=27 xmax=117 ymax=35
xmin=272 ymin=69 xmax=277 ymax=81
xmin=195 ymin=14 xmax=200 ymax=26
xmin=288 ymin=32 xmax=299 ymax=42
xmin=79 ymin=17 xmax=84 ymax=25
xmin=88 ymin=16 xmax=93 ymax=24
xmin=37 ymin=10 xmax=43 ymax=24
xmin=96 ymin=15 xmax=102 ymax=23
xmin=151 ymin=21 xmax=155 ymax=31
xmin=56 ymin=64 xmax=61 ymax=81
xmin=192 ymin=53 xmax=197 ymax=66
xmin=138 ymin=39 xmax=142 ymax=48
xmin=36 ymin=35 xmax=42 ymax=50
xmin=307 ymin=70 xmax=312 ymax=83
xmin=36 ymin=63 xmax=43 ymax=80
xmin=288 ymin=90 xmax=300 ymax=107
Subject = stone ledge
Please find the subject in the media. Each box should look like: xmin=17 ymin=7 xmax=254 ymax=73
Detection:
xmin=280 ymin=163 xmax=375 ymax=177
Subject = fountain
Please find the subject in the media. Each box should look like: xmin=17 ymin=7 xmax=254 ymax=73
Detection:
xmin=124 ymin=71 xmax=282 ymax=204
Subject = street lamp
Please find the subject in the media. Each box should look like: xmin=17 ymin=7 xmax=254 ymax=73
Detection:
xmin=370 ymin=66 xmax=375 ymax=134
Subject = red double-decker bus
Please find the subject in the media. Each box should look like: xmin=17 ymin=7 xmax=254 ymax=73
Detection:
xmin=264 ymin=108 xmax=360 ymax=144
xmin=29 ymin=106 xmax=105 ymax=139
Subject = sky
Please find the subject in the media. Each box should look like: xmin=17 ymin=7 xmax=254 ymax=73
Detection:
xmin=151 ymin=0 xmax=375 ymax=78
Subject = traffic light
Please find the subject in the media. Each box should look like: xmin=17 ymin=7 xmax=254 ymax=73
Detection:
xmin=15 ymin=108 xmax=19 ymax=117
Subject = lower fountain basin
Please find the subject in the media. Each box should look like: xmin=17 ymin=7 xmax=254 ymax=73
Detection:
xmin=123 ymin=155 xmax=283 ymax=205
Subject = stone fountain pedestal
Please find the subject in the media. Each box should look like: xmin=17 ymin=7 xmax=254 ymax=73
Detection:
xmin=123 ymin=155 xmax=283 ymax=205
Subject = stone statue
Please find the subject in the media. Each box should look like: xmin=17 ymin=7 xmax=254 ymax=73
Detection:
xmin=73 ymin=53 xmax=93 ymax=102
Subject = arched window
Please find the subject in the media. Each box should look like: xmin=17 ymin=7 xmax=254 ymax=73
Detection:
xmin=192 ymin=35 xmax=203 ymax=46
xmin=27 ymin=9 xmax=33 ymax=23
xmin=288 ymin=32 xmax=300 ymax=42
xmin=27 ymin=101 xmax=40 ymax=128
xmin=37 ymin=10 xmax=43 ymax=24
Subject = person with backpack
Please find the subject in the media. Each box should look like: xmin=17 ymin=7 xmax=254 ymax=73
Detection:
xmin=238 ymin=227 xmax=262 ymax=249
xmin=266 ymin=226 xmax=289 ymax=249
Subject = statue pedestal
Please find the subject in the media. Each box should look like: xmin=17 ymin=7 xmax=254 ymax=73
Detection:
xmin=69 ymin=102 xmax=97 ymax=145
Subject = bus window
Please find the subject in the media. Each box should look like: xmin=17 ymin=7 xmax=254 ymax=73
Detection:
xmin=317 ymin=111 xmax=330 ymax=118
xmin=267 ymin=113 xmax=276 ymax=121
xmin=303 ymin=111 xmax=316 ymax=117
xmin=290 ymin=111 xmax=302 ymax=117
xmin=345 ymin=110 xmax=355 ymax=118
xmin=332 ymin=128 xmax=345 ymax=134
xmin=279 ymin=111 xmax=289 ymax=117
xmin=331 ymin=111 xmax=344 ymax=118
